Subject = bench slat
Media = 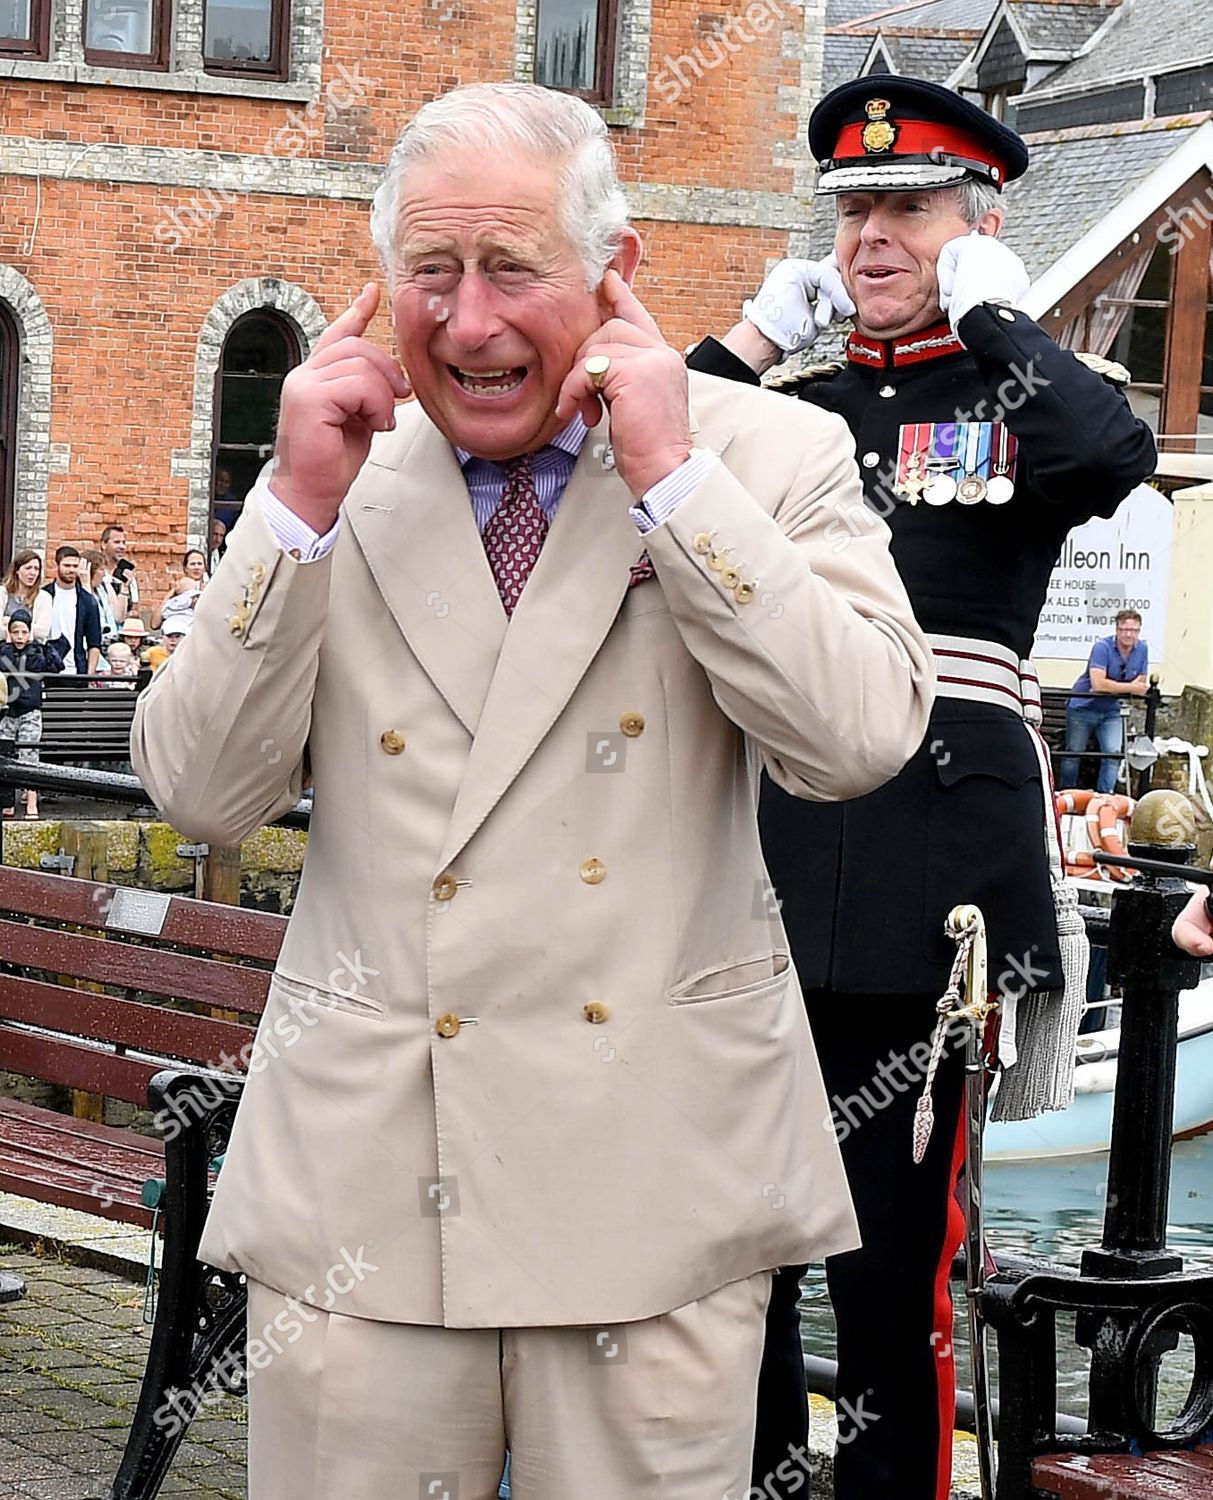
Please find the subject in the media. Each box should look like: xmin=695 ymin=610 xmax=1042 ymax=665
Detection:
xmin=1033 ymin=1451 xmax=1213 ymax=1498
xmin=0 ymin=974 xmax=255 ymax=1064
xmin=1 ymin=1025 xmax=162 ymax=1103
xmin=0 ymin=1098 xmax=164 ymax=1227
xmin=0 ymin=866 xmax=287 ymax=962
xmin=0 ymin=916 xmax=272 ymax=1013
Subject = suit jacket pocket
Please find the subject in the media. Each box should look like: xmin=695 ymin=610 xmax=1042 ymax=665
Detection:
xmin=668 ymin=951 xmax=790 ymax=1005
xmin=271 ymin=969 xmax=386 ymax=1021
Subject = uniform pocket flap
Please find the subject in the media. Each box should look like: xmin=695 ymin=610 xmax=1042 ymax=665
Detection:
xmin=932 ymin=721 xmax=1040 ymax=790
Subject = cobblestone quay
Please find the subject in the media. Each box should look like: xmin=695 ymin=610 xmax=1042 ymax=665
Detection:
xmin=0 ymin=1244 xmax=246 ymax=1500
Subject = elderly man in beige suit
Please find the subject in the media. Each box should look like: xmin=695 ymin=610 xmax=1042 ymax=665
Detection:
xmin=133 ymin=81 xmax=933 ymax=1500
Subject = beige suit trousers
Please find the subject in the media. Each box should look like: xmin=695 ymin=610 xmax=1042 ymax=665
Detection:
xmin=246 ymin=1272 xmax=772 ymax=1500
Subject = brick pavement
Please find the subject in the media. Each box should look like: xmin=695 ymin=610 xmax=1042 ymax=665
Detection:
xmin=0 ymin=1242 xmax=246 ymax=1500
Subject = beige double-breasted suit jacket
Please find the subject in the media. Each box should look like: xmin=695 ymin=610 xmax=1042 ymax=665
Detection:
xmin=132 ymin=369 xmax=934 ymax=1330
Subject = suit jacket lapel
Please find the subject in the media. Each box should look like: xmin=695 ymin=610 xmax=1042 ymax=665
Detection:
xmin=345 ymin=420 xmax=506 ymax=736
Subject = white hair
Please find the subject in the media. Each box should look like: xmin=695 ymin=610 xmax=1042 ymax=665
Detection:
xmin=370 ymin=82 xmax=630 ymax=290
xmin=952 ymin=179 xmax=1002 ymax=225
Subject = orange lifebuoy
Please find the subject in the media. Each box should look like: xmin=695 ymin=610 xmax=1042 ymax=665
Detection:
xmin=1055 ymin=790 xmax=1136 ymax=880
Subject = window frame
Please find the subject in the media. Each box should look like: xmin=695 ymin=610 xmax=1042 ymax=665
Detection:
xmin=202 ymin=0 xmax=291 ymax=80
xmin=0 ymin=0 xmax=50 ymax=60
xmin=535 ymin=0 xmax=620 ymax=105
xmin=0 ymin=303 xmax=18 ymax=573
xmin=210 ymin=308 xmax=303 ymax=530
xmin=82 ymin=0 xmax=172 ymax=71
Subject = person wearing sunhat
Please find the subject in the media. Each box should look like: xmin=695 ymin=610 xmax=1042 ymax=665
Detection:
xmin=690 ymin=76 xmax=1157 ymax=1500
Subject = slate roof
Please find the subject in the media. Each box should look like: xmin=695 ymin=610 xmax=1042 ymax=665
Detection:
xmin=832 ymin=0 xmax=995 ymax=31
xmin=1025 ymin=0 xmax=1213 ymax=97
xmin=1000 ymin=118 xmax=1203 ymax=277
xmin=822 ymin=33 xmax=877 ymax=94
xmin=882 ymin=31 xmax=976 ymax=80
xmin=1010 ymin=1 xmax=1112 ymax=56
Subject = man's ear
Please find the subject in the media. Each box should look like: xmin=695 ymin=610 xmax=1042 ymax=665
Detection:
xmin=607 ymin=228 xmax=643 ymax=287
xmin=975 ymin=206 xmax=1005 ymax=238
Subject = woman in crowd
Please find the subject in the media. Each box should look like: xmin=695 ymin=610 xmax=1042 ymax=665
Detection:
xmin=0 ymin=551 xmax=52 ymax=643
xmin=84 ymin=549 xmax=126 ymax=642
xmin=153 ymin=549 xmax=208 ymax=630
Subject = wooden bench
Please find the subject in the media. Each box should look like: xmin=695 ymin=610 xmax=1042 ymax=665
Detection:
xmin=1034 ymin=1448 xmax=1213 ymax=1496
xmin=34 ymin=673 xmax=145 ymax=765
xmin=0 ymin=862 xmax=284 ymax=1499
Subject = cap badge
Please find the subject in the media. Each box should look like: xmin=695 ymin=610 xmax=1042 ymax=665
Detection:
xmin=862 ymin=98 xmax=898 ymax=155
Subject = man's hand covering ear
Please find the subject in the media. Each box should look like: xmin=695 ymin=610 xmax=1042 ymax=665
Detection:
xmin=743 ymin=255 xmax=856 ymax=355
xmin=936 ymin=234 xmax=1030 ymax=335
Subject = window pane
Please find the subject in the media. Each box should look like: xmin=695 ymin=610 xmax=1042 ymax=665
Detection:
xmin=205 ymin=0 xmax=273 ymax=62
xmin=86 ymin=0 xmax=154 ymax=54
xmin=536 ymin=0 xmax=598 ymax=90
xmin=0 ymin=0 xmax=32 ymax=43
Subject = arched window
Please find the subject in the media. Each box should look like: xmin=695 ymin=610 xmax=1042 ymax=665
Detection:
xmin=211 ymin=309 xmax=302 ymax=537
xmin=0 ymin=303 xmax=18 ymax=568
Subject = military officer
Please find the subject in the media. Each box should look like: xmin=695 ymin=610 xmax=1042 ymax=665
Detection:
xmin=690 ymin=76 xmax=1157 ymax=1500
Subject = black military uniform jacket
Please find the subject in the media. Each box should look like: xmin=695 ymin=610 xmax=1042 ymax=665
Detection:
xmin=690 ymin=305 xmax=1157 ymax=995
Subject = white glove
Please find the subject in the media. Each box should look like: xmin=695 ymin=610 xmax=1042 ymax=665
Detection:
xmin=936 ymin=233 xmax=1031 ymax=334
xmin=743 ymin=254 xmax=856 ymax=355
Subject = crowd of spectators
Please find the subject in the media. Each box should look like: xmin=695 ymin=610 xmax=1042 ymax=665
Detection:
xmin=0 ymin=521 xmax=216 ymax=814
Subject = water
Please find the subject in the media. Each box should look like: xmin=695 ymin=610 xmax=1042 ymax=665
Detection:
xmin=799 ymin=1133 xmax=1213 ymax=1419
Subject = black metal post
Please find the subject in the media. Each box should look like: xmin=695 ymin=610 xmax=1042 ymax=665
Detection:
xmin=1134 ymin=677 xmax=1163 ymax=800
xmin=1083 ymin=836 xmax=1201 ymax=1277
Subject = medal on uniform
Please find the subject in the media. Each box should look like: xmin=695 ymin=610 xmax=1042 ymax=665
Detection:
xmin=923 ymin=421 xmax=957 ymax=505
xmin=985 ymin=422 xmax=1017 ymax=504
xmin=957 ymin=421 xmax=990 ymax=504
xmin=895 ymin=424 xmax=931 ymax=505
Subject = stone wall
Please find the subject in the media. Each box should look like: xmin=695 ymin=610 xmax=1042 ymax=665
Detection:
xmin=0 ymin=818 xmax=307 ymax=911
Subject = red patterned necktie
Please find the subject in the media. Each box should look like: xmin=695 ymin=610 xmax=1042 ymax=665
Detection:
xmin=482 ymin=455 xmax=549 ymax=616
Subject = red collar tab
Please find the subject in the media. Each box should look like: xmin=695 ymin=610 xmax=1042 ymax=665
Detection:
xmin=846 ymin=322 xmax=964 ymax=369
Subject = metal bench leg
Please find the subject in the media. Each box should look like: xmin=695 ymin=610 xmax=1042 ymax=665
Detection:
xmin=109 ymin=1071 xmax=246 ymax=1500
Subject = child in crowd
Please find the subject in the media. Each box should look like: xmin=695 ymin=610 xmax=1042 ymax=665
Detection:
xmin=153 ymin=550 xmax=208 ymax=630
xmin=0 ymin=608 xmax=64 ymax=818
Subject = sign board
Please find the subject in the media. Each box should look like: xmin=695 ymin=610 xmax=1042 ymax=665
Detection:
xmin=1033 ymin=483 xmax=1172 ymax=661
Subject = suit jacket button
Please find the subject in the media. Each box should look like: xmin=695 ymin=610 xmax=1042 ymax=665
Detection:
xmin=580 ymin=858 xmax=607 ymax=885
xmin=380 ymin=729 xmax=407 ymax=755
xmin=735 ymin=581 xmax=756 ymax=605
xmin=620 ymin=712 xmax=645 ymax=737
xmin=692 ymin=531 xmax=714 ymax=556
xmin=433 ymin=873 xmax=458 ymax=901
xmin=583 ymin=1001 xmax=609 ymax=1024
xmin=436 ymin=1013 xmax=461 ymax=1038
xmin=228 ymin=614 xmax=247 ymax=636
xmin=721 ymin=566 xmax=742 ymax=589
xmin=251 ymin=563 xmax=267 ymax=584
xmin=879 ymin=384 xmax=896 ymax=398
xmin=861 ymin=452 xmax=880 ymax=469
xmin=707 ymin=549 xmax=731 ymax=572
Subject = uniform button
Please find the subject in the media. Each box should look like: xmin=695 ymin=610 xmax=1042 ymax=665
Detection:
xmin=692 ymin=531 xmax=714 ymax=556
xmin=228 ymin=613 xmax=247 ymax=636
xmin=435 ymin=1013 xmax=461 ymax=1038
xmin=707 ymin=549 xmax=731 ymax=572
xmin=721 ymin=566 xmax=742 ymax=589
xmin=620 ymin=712 xmax=645 ymax=737
xmin=735 ymin=581 xmax=756 ymax=605
xmin=997 ymin=308 xmax=1016 ymax=322
xmin=251 ymin=563 xmax=267 ymax=584
xmin=583 ymin=1001 xmax=610 ymax=1024
xmin=380 ymin=729 xmax=406 ymax=755
xmin=433 ymin=873 xmax=458 ymax=901
xmin=861 ymin=452 xmax=880 ymax=469
xmin=580 ymin=858 xmax=607 ymax=885
xmin=879 ymin=384 xmax=896 ymax=398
